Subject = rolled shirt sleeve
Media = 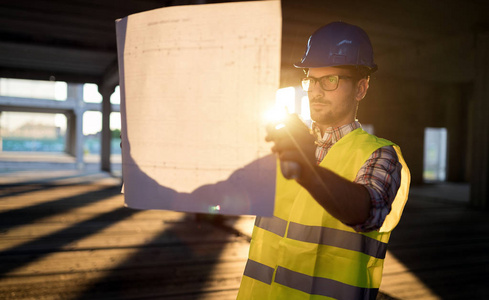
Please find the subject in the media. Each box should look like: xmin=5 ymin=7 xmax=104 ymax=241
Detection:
xmin=352 ymin=145 xmax=402 ymax=232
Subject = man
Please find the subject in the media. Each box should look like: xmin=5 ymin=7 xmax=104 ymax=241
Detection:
xmin=237 ymin=22 xmax=410 ymax=299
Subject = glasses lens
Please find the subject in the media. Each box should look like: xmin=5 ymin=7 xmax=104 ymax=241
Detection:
xmin=319 ymin=76 xmax=339 ymax=91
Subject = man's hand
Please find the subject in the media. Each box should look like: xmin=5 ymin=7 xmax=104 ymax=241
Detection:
xmin=265 ymin=114 xmax=316 ymax=178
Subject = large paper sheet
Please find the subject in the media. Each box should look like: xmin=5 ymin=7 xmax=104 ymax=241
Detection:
xmin=116 ymin=1 xmax=281 ymax=216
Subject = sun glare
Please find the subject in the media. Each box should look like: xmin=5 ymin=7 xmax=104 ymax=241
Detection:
xmin=263 ymin=87 xmax=296 ymax=124
xmin=300 ymin=96 xmax=311 ymax=121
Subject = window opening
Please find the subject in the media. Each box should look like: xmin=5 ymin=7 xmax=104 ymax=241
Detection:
xmin=423 ymin=127 xmax=447 ymax=182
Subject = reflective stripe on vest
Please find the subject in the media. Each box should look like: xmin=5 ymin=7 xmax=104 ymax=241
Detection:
xmin=255 ymin=216 xmax=287 ymax=237
xmin=287 ymin=222 xmax=388 ymax=259
xmin=254 ymin=217 xmax=387 ymax=259
xmin=243 ymin=259 xmax=274 ymax=285
xmin=274 ymin=266 xmax=378 ymax=300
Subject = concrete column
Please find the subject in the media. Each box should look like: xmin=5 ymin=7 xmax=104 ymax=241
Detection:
xmin=444 ymin=85 xmax=467 ymax=182
xmin=67 ymin=83 xmax=85 ymax=170
xmin=469 ymin=32 xmax=489 ymax=209
xmin=0 ymin=111 xmax=2 ymax=151
xmin=65 ymin=111 xmax=75 ymax=155
xmin=99 ymin=85 xmax=115 ymax=173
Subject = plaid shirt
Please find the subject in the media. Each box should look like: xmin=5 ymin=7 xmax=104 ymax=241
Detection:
xmin=312 ymin=121 xmax=402 ymax=232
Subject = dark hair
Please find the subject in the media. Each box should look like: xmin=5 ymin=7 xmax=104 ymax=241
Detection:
xmin=339 ymin=66 xmax=372 ymax=80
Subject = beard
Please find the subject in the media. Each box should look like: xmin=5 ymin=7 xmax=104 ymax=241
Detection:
xmin=309 ymin=96 xmax=333 ymax=124
xmin=308 ymin=95 xmax=357 ymax=128
xmin=310 ymin=108 xmax=333 ymax=124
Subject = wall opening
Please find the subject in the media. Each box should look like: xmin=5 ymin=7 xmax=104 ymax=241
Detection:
xmin=0 ymin=78 xmax=67 ymax=101
xmin=0 ymin=111 xmax=66 ymax=152
xmin=423 ymin=127 xmax=447 ymax=182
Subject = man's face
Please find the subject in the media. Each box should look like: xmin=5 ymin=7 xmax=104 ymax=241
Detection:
xmin=307 ymin=66 xmax=362 ymax=129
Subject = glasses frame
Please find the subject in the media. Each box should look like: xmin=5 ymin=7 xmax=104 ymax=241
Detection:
xmin=301 ymin=75 xmax=353 ymax=92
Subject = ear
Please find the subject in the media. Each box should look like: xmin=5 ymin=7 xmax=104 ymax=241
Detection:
xmin=355 ymin=78 xmax=369 ymax=101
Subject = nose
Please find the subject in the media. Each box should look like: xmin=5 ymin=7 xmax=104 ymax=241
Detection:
xmin=308 ymin=80 xmax=324 ymax=99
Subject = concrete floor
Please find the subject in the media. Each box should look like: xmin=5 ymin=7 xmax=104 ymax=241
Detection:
xmin=0 ymin=160 xmax=487 ymax=299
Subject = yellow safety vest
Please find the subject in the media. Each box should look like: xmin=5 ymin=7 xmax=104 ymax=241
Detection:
xmin=238 ymin=128 xmax=410 ymax=300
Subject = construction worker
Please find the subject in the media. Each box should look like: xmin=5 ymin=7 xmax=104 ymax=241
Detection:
xmin=237 ymin=21 xmax=410 ymax=299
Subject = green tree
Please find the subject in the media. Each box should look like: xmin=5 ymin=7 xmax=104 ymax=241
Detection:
xmin=111 ymin=128 xmax=121 ymax=139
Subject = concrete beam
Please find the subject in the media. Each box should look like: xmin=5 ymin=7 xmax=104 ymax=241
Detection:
xmin=0 ymin=69 xmax=101 ymax=85
xmin=0 ymin=95 xmax=119 ymax=114
xmin=0 ymin=41 xmax=114 ymax=77
xmin=84 ymin=102 xmax=120 ymax=113
xmin=0 ymin=96 xmax=75 ymax=113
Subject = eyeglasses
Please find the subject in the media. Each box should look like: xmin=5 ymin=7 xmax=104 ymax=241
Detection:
xmin=301 ymin=75 xmax=352 ymax=92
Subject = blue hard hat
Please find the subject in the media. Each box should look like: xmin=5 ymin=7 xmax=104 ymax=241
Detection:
xmin=294 ymin=22 xmax=377 ymax=72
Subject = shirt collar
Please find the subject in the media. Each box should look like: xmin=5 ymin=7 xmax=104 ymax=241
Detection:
xmin=312 ymin=121 xmax=362 ymax=148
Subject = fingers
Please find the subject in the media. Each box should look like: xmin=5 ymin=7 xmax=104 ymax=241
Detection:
xmin=265 ymin=123 xmax=279 ymax=142
xmin=266 ymin=114 xmax=305 ymax=140
xmin=266 ymin=116 xmax=312 ymax=149
xmin=271 ymin=135 xmax=294 ymax=153
xmin=285 ymin=115 xmax=311 ymax=139
xmin=265 ymin=115 xmax=317 ymax=171
xmin=265 ymin=114 xmax=316 ymax=164
xmin=277 ymin=149 xmax=302 ymax=162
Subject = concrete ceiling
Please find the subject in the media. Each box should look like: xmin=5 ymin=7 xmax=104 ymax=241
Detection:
xmin=1 ymin=0 xmax=488 ymax=88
